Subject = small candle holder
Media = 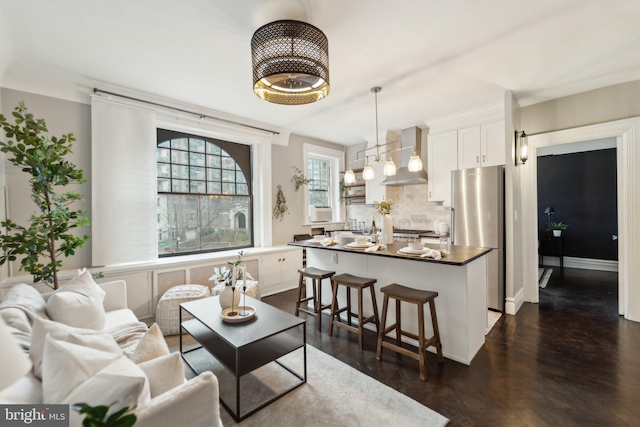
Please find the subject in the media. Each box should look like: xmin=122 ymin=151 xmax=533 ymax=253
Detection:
xmin=228 ymin=285 xmax=238 ymax=317
xmin=240 ymin=285 xmax=250 ymax=316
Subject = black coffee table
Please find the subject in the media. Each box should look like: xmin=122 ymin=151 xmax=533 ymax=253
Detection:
xmin=179 ymin=295 xmax=306 ymax=422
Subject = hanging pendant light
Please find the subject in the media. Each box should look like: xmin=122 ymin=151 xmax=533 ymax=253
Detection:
xmin=383 ymin=159 xmax=397 ymax=176
xmin=408 ymin=151 xmax=423 ymax=172
xmin=344 ymin=167 xmax=356 ymax=185
xmin=251 ymin=20 xmax=330 ymax=105
xmin=362 ymin=159 xmax=375 ymax=180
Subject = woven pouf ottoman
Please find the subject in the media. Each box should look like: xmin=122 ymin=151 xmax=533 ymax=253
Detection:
xmin=156 ymin=284 xmax=210 ymax=336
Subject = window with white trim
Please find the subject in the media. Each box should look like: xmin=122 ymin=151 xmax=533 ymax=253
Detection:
xmin=303 ymin=144 xmax=344 ymax=224
xmin=157 ymin=129 xmax=253 ymax=256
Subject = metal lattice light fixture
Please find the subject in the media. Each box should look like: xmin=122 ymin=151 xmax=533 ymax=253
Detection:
xmin=251 ymin=20 xmax=330 ymax=105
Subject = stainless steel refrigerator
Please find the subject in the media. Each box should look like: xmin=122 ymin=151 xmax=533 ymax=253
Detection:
xmin=451 ymin=165 xmax=505 ymax=311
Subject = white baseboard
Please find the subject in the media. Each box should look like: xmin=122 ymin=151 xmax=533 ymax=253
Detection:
xmin=541 ymin=256 xmax=618 ymax=272
xmin=505 ymin=287 xmax=525 ymax=315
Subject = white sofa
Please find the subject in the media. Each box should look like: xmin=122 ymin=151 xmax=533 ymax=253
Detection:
xmin=0 ymin=277 xmax=222 ymax=427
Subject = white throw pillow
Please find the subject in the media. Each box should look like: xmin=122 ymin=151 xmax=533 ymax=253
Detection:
xmin=30 ymin=317 xmax=122 ymax=380
xmin=46 ymin=270 xmax=106 ymax=330
xmin=129 ymin=323 xmax=170 ymax=364
xmin=42 ymin=336 xmax=150 ymax=411
xmin=138 ymin=352 xmax=186 ymax=398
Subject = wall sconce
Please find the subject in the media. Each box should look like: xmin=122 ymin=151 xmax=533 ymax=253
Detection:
xmin=515 ymin=130 xmax=528 ymax=165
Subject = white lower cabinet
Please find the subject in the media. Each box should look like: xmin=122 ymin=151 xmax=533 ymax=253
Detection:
xmin=259 ymin=248 xmax=302 ymax=296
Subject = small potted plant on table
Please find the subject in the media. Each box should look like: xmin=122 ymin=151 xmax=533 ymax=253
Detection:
xmin=547 ymin=221 xmax=569 ymax=237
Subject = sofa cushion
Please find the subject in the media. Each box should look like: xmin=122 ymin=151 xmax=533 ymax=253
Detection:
xmin=105 ymin=308 xmax=140 ymax=330
xmin=42 ymin=335 xmax=150 ymax=410
xmin=129 ymin=323 xmax=170 ymax=364
xmin=30 ymin=317 xmax=122 ymax=380
xmin=0 ymin=372 xmax=43 ymax=404
xmin=46 ymin=270 xmax=106 ymax=330
xmin=0 ymin=283 xmax=49 ymax=349
xmin=138 ymin=352 xmax=186 ymax=398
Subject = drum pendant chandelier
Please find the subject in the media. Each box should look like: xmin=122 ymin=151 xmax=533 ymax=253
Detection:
xmin=251 ymin=20 xmax=330 ymax=105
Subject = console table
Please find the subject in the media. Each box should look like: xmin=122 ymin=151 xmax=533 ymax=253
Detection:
xmin=539 ymin=234 xmax=564 ymax=269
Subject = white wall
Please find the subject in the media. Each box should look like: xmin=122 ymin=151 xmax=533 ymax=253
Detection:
xmin=521 ymin=80 xmax=640 ymax=134
xmin=271 ymin=134 xmax=345 ymax=245
xmin=1 ymin=88 xmax=92 ymax=277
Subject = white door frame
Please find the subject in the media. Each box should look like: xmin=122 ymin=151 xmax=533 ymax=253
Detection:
xmin=521 ymin=117 xmax=640 ymax=321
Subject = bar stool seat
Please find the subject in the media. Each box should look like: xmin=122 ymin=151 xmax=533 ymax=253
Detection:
xmin=329 ymin=273 xmax=380 ymax=349
xmin=295 ymin=267 xmax=335 ymax=331
xmin=376 ymin=283 xmax=444 ymax=381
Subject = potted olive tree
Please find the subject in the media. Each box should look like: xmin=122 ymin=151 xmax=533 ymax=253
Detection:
xmin=0 ymin=102 xmax=89 ymax=289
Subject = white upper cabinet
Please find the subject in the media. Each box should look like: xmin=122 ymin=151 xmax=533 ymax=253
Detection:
xmin=428 ymin=130 xmax=458 ymax=206
xmin=457 ymin=121 xmax=505 ymax=169
xmin=457 ymin=126 xmax=482 ymax=169
xmin=365 ymin=160 xmax=386 ymax=204
xmin=480 ymin=120 xmax=506 ymax=167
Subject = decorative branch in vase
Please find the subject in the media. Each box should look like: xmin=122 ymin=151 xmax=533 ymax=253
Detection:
xmin=374 ymin=200 xmax=394 ymax=245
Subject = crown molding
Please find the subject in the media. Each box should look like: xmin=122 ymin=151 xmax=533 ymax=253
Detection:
xmin=425 ymin=102 xmax=505 ymax=134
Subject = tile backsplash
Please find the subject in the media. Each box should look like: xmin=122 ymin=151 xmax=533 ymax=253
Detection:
xmin=346 ymin=184 xmax=450 ymax=231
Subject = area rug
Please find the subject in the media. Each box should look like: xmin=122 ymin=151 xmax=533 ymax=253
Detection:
xmin=167 ymin=337 xmax=449 ymax=427
xmin=539 ymin=268 xmax=553 ymax=288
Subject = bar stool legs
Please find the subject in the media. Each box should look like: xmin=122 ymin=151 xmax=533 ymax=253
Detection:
xmin=376 ymin=283 xmax=443 ymax=381
xmin=295 ymin=267 xmax=335 ymax=331
xmin=328 ymin=273 xmax=379 ymax=349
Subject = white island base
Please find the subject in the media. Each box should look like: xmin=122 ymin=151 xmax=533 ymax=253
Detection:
xmin=306 ymin=247 xmax=488 ymax=365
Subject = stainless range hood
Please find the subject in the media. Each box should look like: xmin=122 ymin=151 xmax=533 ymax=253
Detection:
xmin=381 ymin=127 xmax=427 ymax=186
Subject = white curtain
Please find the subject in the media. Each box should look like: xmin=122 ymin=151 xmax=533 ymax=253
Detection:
xmin=91 ymin=97 xmax=157 ymax=266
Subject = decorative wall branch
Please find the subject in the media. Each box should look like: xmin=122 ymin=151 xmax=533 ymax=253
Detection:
xmin=273 ymin=185 xmax=288 ymax=221
xmin=291 ymin=166 xmax=312 ymax=191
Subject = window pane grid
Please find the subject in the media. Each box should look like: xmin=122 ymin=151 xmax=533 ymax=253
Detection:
xmin=157 ymin=131 xmax=253 ymax=256
xmin=308 ymin=158 xmax=330 ymax=206
xmin=158 ymin=139 xmax=248 ymax=196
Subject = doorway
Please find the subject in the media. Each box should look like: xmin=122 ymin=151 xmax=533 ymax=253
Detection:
xmin=536 ymin=139 xmax=619 ymax=313
xmin=521 ymin=118 xmax=640 ymax=321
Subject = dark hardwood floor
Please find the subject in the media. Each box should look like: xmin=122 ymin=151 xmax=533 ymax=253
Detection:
xmin=262 ymin=267 xmax=640 ymax=426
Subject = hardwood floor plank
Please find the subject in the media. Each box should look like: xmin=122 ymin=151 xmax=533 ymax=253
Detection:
xmin=263 ymin=267 xmax=640 ymax=426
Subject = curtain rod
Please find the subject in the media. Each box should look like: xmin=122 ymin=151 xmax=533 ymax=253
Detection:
xmin=92 ymin=88 xmax=279 ymax=135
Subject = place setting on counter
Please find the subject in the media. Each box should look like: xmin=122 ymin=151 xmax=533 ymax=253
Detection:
xmin=396 ymin=240 xmax=448 ymax=259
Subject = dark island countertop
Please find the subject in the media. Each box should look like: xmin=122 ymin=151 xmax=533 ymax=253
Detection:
xmin=288 ymin=241 xmax=492 ymax=266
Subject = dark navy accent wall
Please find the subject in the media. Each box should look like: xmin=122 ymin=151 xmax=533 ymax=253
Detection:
xmin=537 ymin=148 xmax=617 ymax=260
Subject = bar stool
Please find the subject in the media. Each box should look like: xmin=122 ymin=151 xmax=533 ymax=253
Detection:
xmin=328 ymin=273 xmax=380 ymax=349
xmin=295 ymin=267 xmax=335 ymax=331
xmin=376 ymin=283 xmax=444 ymax=381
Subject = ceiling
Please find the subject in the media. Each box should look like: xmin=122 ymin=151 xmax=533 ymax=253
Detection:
xmin=1 ymin=0 xmax=639 ymax=146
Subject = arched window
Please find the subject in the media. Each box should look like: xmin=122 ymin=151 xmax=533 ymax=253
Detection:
xmin=156 ymin=129 xmax=252 ymax=256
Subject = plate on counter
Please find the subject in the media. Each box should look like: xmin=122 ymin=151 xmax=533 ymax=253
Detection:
xmin=345 ymin=242 xmax=375 ymax=249
xmin=399 ymin=247 xmax=449 ymax=256
xmin=399 ymin=247 xmax=429 ymax=255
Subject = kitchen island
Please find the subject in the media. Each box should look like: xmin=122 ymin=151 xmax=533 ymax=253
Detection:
xmin=288 ymin=241 xmax=492 ymax=365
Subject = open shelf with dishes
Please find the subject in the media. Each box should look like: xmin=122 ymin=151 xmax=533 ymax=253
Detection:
xmin=341 ymin=168 xmax=366 ymax=205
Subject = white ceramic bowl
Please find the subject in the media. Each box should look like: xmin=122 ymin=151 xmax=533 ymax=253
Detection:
xmin=355 ymin=237 xmax=368 ymax=245
xmin=407 ymin=241 xmax=423 ymax=250
xmin=314 ymin=235 xmax=325 ymax=241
